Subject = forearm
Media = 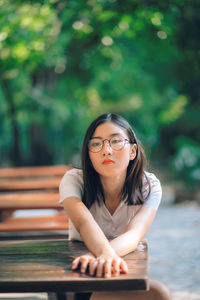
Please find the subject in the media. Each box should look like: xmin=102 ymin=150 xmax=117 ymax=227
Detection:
xmin=63 ymin=197 xmax=115 ymax=258
xmin=79 ymin=218 xmax=116 ymax=257
xmin=110 ymin=207 xmax=157 ymax=257
xmin=110 ymin=230 xmax=140 ymax=257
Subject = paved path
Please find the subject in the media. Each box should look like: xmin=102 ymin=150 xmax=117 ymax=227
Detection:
xmin=147 ymin=203 xmax=200 ymax=300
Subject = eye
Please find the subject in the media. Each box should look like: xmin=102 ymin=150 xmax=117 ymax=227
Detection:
xmin=89 ymin=140 xmax=102 ymax=147
xmin=111 ymin=136 xmax=123 ymax=144
xmin=93 ymin=142 xmax=101 ymax=147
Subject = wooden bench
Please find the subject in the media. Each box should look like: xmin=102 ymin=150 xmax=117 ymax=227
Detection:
xmin=0 ymin=165 xmax=71 ymax=235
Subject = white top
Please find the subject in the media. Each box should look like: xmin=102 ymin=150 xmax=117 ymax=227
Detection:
xmin=59 ymin=168 xmax=162 ymax=241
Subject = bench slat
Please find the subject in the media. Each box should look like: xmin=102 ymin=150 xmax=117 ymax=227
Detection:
xmin=0 ymin=215 xmax=69 ymax=231
xmin=0 ymin=193 xmax=61 ymax=209
xmin=0 ymin=178 xmax=61 ymax=191
xmin=0 ymin=165 xmax=70 ymax=178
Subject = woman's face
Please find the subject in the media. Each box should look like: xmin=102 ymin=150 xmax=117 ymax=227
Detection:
xmin=88 ymin=121 xmax=137 ymax=179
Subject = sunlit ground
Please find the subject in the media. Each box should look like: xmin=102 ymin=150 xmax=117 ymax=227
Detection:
xmin=147 ymin=203 xmax=200 ymax=300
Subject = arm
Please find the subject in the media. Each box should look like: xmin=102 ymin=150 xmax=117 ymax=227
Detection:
xmin=63 ymin=196 xmax=114 ymax=256
xmin=111 ymin=173 xmax=162 ymax=256
xmin=110 ymin=206 xmax=156 ymax=256
xmin=110 ymin=172 xmax=162 ymax=256
xmin=62 ymin=197 xmax=128 ymax=277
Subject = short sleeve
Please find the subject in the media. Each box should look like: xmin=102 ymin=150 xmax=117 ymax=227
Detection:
xmin=59 ymin=168 xmax=83 ymax=205
xmin=143 ymin=172 xmax=162 ymax=210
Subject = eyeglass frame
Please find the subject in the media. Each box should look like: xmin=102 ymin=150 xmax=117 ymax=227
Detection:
xmin=88 ymin=135 xmax=131 ymax=153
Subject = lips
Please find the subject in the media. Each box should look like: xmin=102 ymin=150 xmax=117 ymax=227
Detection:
xmin=102 ymin=159 xmax=115 ymax=165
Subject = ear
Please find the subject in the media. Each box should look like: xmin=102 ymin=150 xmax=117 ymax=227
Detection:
xmin=130 ymin=143 xmax=137 ymax=160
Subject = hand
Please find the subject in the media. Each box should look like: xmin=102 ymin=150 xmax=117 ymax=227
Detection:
xmin=71 ymin=253 xmax=128 ymax=278
xmin=71 ymin=253 xmax=96 ymax=274
xmin=93 ymin=254 xmax=128 ymax=278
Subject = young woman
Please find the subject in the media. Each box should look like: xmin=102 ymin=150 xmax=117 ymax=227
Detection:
xmin=59 ymin=113 xmax=170 ymax=300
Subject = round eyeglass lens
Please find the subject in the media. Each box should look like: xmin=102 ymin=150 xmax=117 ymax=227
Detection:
xmin=88 ymin=139 xmax=102 ymax=152
xmin=110 ymin=135 xmax=125 ymax=150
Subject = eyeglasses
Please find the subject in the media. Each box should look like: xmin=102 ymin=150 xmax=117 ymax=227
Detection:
xmin=88 ymin=135 xmax=129 ymax=153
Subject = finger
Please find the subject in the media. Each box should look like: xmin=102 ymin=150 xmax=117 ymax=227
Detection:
xmin=71 ymin=257 xmax=80 ymax=270
xmin=112 ymin=259 xmax=120 ymax=276
xmin=104 ymin=259 xmax=112 ymax=278
xmin=80 ymin=257 xmax=89 ymax=274
xmin=120 ymin=260 xmax=128 ymax=274
xmin=96 ymin=259 xmax=105 ymax=278
xmin=89 ymin=259 xmax=98 ymax=276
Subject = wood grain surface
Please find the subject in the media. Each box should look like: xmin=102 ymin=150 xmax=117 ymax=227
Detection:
xmin=0 ymin=239 xmax=148 ymax=293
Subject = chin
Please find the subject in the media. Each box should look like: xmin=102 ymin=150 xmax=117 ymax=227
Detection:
xmin=99 ymin=168 xmax=125 ymax=178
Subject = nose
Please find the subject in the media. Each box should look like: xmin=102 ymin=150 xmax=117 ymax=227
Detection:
xmin=102 ymin=140 xmax=112 ymax=156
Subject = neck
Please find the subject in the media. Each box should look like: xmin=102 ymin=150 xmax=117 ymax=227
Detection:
xmin=100 ymin=172 xmax=126 ymax=205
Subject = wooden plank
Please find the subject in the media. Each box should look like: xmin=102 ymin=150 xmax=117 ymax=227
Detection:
xmin=0 ymin=177 xmax=61 ymax=191
xmin=0 ymin=240 xmax=148 ymax=293
xmin=0 ymin=215 xmax=69 ymax=231
xmin=0 ymin=165 xmax=71 ymax=178
xmin=0 ymin=192 xmax=61 ymax=209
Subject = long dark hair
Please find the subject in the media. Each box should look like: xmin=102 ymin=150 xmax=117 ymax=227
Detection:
xmin=81 ymin=113 xmax=150 ymax=208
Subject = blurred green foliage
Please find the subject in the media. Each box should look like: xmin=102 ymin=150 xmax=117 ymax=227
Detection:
xmin=0 ymin=0 xmax=199 ymax=189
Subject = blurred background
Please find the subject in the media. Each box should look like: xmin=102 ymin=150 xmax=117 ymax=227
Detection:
xmin=0 ymin=1 xmax=200 ymax=298
xmin=0 ymin=0 xmax=200 ymax=202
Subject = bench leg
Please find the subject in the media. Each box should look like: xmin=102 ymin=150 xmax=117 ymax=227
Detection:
xmin=90 ymin=280 xmax=172 ymax=300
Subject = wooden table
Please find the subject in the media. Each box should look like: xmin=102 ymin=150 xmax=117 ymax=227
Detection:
xmin=0 ymin=239 xmax=149 ymax=299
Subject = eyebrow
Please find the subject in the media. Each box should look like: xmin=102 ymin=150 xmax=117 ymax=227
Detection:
xmin=91 ymin=133 xmax=124 ymax=139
